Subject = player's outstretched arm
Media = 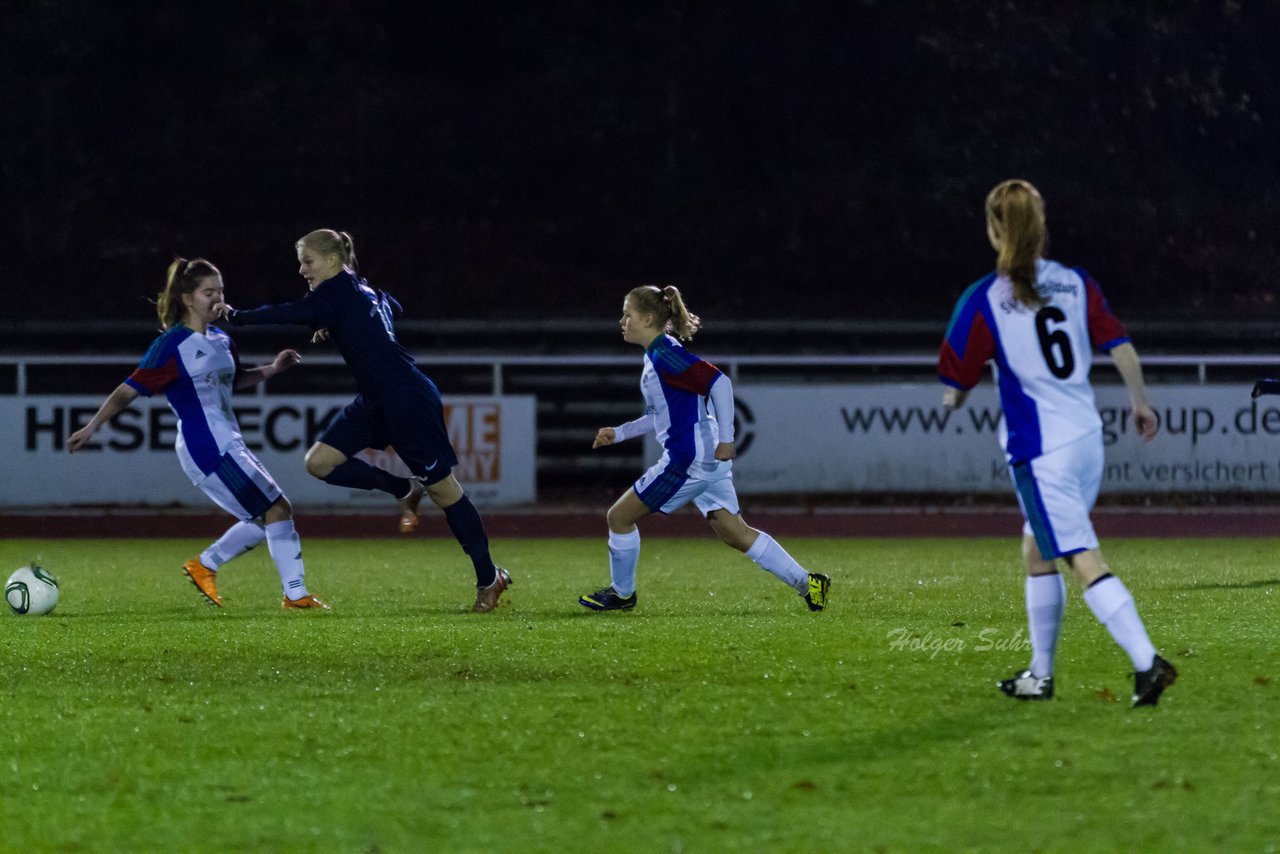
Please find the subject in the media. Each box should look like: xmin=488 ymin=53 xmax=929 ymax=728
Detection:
xmin=217 ymin=289 xmax=331 ymax=330
xmin=1109 ymin=342 xmax=1158 ymax=441
xmin=594 ymin=415 xmax=655 ymax=448
xmin=234 ymin=349 xmax=302 ymax=391
xmin=67 ymin=383 xmax=140 ymax=452
xmin=592 ymin=427 xmax=617 ymax=448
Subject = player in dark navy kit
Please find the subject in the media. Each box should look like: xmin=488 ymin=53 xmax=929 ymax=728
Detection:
xmin=215 ymin=229 xmax=511 ymax=613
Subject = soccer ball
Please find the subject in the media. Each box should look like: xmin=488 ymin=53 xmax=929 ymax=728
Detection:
xmin=5 ymin=565 xmax=60 ymax=616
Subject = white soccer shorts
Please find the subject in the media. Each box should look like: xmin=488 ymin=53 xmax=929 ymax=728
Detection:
xmin=189 ymin=442 xmax=284 ymax=522
xmin=1009 ymin=430 xmax=1103 ymax=559
xmin=634 ymin=455 xmax=740 ymax=517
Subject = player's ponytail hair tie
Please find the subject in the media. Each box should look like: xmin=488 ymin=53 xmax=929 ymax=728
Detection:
xmin=626 ymin=283 xmax=701 ymax=342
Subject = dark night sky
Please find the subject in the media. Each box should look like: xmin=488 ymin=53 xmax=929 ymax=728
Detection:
xmin=7 ymin=1 xmax=1280 ymax=330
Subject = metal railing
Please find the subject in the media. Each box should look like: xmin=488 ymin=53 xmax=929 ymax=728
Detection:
xmin=4 ymin=353 xmax=1279 ymax=396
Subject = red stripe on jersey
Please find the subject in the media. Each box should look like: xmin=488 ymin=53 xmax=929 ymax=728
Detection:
xmin=664 ymin=359 xmax=722 ymax=395
xmin=1084 ymin=275 xmax=1127 ymax=348
xmin=937 ymin=311 xmax=995 ymax=389
xmin=127 ymin=357 xmax=182 ymax=395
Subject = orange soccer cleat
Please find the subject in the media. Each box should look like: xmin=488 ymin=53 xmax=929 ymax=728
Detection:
xmin=183 ymin=557 xmax=223 ymax=608
xmin=398 ymin=478 xmax=426 ymax=534
xmin=282 ymin=594 xmax=331 ymax=610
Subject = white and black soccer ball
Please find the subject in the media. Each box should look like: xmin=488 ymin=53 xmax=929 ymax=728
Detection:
xmin=5 ymin=564 xmax=60 ymax=616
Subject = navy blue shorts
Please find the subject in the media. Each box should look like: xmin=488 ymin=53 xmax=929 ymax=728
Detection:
xmin=319 ymin=380 xmax=458 ymax=484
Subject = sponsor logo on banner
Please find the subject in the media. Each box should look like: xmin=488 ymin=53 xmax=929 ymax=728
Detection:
xmin=356 ymin=402 xmax=503 ymax=482
xmin=447 ymin=402 xmax=501 ymax=481
xmin=729 ymin=383 xmax=1280 ymax=494
xmin=3 ymin=395 xmax=535 ymax=508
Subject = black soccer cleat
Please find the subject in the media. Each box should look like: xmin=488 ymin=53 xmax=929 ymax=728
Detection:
xmin=578 ymin=586 xmax=637 ymax=611
xmin=998 ymin=669 xmax=1055 ymax=700
xmin=1132 ymin=655 xmax=1178 ymax=707
xmin=803 ymin=573 xmax=831 ymax=611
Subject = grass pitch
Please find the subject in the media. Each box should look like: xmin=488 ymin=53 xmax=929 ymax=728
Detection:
xmin=1 ymin=535 xmax=1276 ymax=852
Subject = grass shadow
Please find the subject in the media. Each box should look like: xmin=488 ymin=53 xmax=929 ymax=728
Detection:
xmin=1172 ymin=578 xmax=1280 ymax=591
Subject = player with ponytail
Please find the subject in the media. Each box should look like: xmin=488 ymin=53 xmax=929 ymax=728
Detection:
xmin=985 ymin=179 xmax=1047 ymax=309
xmin=216 ymin=229 xmax=513 ymax=613
xmin=578 ymin=284 xmax=830 ymax=613
xmin=68 ymin=258 xmax=325 ymax=609
xmin=938 ymin=179 xmax=1177 ymax=706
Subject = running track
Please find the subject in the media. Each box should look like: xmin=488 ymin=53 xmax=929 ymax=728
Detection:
xmin=6 ymin=506 xmax=1280 ymax=538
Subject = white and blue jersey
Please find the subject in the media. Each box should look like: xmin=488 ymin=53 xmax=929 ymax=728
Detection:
xmin=938 ymin=258 xmax=1129 ymax=465
xmin=125 ymin=325 xmax=280 ymax=519
xmin=127 ymin=325 xmax=242 ymax=479
xmin=643 ymin=335 xmax=730 ymax=467
xmin=939 ymin=259 xmax=1132 ymax=557
xmin=616 ymin=334 xmax=735 ymax=513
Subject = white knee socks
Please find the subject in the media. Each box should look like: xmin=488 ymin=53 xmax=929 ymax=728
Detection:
xmin=1025 ymin=573 xmax=1066 ymax=677
xmin=608 ymin=528 xmax=641 ymax=597
xmin=265 ymin=520 xmax=309 ymax=600
xmin=745 ymin=533 xmax=809 ymax=593
xmin=1083 ymin=575 xmax=1157 ymax=672
xmin=201 ymin=521 xmax=267 ymax=570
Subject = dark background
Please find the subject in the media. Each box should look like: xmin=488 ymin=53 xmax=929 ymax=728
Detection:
xmin=7 ymin=0 xmax=1280 ymax=335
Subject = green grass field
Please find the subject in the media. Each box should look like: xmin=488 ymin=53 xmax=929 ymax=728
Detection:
xmin=1 ymin=535 xmax=1276 ymax=852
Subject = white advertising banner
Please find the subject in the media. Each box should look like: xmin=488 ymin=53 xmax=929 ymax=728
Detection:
xmin=728 ymin=383 xmax=1280 ymax=494
xmin=1 ymin=395 xmax=536 ymax=508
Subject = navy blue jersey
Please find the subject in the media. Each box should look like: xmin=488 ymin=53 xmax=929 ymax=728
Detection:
xmin=230 ymin=270 xmax=423 ymax=399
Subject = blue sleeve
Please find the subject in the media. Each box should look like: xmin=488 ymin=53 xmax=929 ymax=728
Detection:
xmin=939 ymin=274 xmax=998 ymax=390
xmin=125 ymin=329 xmax=187 ymax=396
xmin=383 ymin=291 xmax=404 ymax=319
xmin=230 ymin=284 xmax=339 ymax=329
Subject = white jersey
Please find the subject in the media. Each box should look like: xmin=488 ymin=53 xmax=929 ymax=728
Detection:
xmin=612 ymin=334 xmax=736 ymax=512
xmin=641 ymin=334 xmax=728 ymax=468
xmin=938 ymin=258 xmax=1130 ymax=464
xmin=125 ymin=324 xmax=244 ymax=482
xmin=611 ymin=334 xmax=734 ymax=472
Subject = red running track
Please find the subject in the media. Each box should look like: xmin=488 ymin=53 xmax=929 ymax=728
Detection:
xmin=5 ymin=506 xmax=1280 ymax=539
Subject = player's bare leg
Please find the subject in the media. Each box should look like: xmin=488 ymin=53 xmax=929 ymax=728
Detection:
xmin=303 ymin=442 xmax=347 ymax=479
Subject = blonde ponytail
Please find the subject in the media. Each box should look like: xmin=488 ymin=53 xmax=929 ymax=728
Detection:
xmin=985 ymin=179 xmax=1047 ymax=309
xmin=627 ymin=285 xmax=702 ymax=341
xmin=297 ymin=228 xmax=359 ymax=273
